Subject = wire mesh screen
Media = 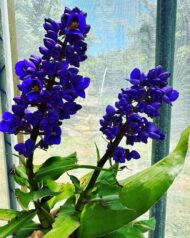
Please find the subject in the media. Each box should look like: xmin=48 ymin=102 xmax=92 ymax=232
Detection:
xmin=13 ymin=0 xmax=190 ymax=237
xmin=167 ymin=0 xmax=190 ymax=237
xmin=14 ymin=0 xmax=156 ymax=171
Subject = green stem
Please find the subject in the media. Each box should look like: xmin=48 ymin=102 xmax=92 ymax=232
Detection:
xmin=25 ymin=126 xmax=53 ymax=229
xmin=70 ymin=165 xmax=114 ymax=172
xmin=73 ymin=122 xmax=127 ymax=238
xmin=75 ymin=122 xmax=128 ymax=213
xmin=26 ymin=127 xmax=39 ymax=191
xmin=84 ymin=122 xmax=128 ymax=193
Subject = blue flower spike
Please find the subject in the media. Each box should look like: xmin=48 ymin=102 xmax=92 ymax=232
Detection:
xmin=100 ymin=66 xmax=179 ymax=163
xmin=0 ymin=7 xmax=91 ymax=158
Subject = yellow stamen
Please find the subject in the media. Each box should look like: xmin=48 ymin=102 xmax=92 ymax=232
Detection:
xmin=69 ymin=21 xmax=79 ymax=30
xmin=32 ymin=84 xmax=40 ymax=92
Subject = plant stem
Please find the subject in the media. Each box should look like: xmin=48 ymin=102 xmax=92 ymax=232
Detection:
xmin=75 ymin=122 xmax=128 ymax=212
xmin=72 ymin=123 xmax=128 ymax=238
xmin=26 ymin=126 xmax=39 ymax=191
xmin=25 ymin=126 xmax=53 ymax=229
xmin=84 ymin=122 xmax=128 ymax=193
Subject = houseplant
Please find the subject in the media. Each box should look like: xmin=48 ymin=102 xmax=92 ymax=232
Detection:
xmin=0 ymin=6 xmax=189 ymax=238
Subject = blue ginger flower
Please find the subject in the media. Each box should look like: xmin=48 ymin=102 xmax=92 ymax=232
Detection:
xmin=0 ymin=7 xmax=91 ymax=157
xmin=0 ymin=112 xmax=22 ymax=134
xmin=15 ymin=59 xmax=37 ymax=79
xmin=100 ymin=66 xmax=179 ymax=163
xmin=14 ymin=139 xmax=35 ymax=157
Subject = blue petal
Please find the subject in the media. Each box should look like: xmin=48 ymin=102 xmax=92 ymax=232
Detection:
xmin=26 ymin=91 xmax=39 ymax=101
xmin=82 ymin=77 xmax=90 ymax=89
xmin=3 ymin=112 xmax=12 ymax=120
xmin=168 ymin=90 xmax=179 ymax=102
xmin=130 ymin=68 xmax=141 ymax=79
xmin=25 ymin=139 xmax=35 ymax=151
xmin=106 ymin=105 xmax=115 ymax=116
xmin=0 ymin=121 xmax=10 ymax=132
xmin=130 ymin=150 xmax=140 ymax=159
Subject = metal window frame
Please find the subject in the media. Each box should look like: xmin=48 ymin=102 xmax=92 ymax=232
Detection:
xmin=0 ymin=0 xmax=23 ymax=210
xmin=150 ymin=0 xmax=177 ymax=238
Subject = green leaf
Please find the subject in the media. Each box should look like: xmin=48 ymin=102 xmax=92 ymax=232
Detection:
xmin=14 ymin=165 xmax=27 ymax=178
xmin=69 ymin=175 xmax=83 ymax=194
xmin=45 ymin=180 xmax=75 ymax=209
xmin=0 ymin=210 xmax=36 ymax=238
xmin=78 ymin=200 xmax=133 ymax=238
xmin=44 ymin=197 xmax=80 ymax=238
xmin=134 ymin=218 xmax=156 ymax=233
xmin=15 ymin=188 xmax=59 ymax=210
xmin=34 ymin=164 xmax=42 ymax=173
xmin=13 ymin=174 xmax=29 ymax=187
xmin=0 ymin=209 xmax=19 ymax=221
xmin=100 ymin=224 xmax=144 ymax=238
xmin=95 ymin=143 xmax=101 ymax=161
xmin=78 ymin=126 xmax=190 ymax=238
xmin=97 ymin=163 xmax=119 ymax=184
xmin=99 ymin=224 xmax=144 ymax=238
xmin=100 ymin=218 xmax=155 ymax=238
xmin=80 ymin=163 xmax=118 ymax=190
xmin=13 ymin=165 xmax=29 ymax=187
xmin=119 ymin=126 xmax=190 ymax=213
xmin=80 ymin=172 xmax=92 ymax=189
xmin=14 ymin=221 xmax=39 ymax=238
xmin=12 ymin=153 xmax=26 ymax=166
xmin=97 ymin=181 xmax=121 ymax=197
xmin=96 ymin=163 xmax=120 ymax=196
xmin=34 ymin=153 xmax=78 ymax=182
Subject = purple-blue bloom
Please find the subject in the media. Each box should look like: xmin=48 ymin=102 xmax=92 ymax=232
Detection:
xmin=0 ymin=7 xmax=91 ymax=158
xmin=100 ymin=66 xmax=179 ymax=163
xmin=0 ymin=112 xmax=22 ymax=134
xmin=14 ymin=139 xmax=35 ymax=157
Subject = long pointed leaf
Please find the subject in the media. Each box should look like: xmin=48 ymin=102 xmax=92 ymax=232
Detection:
xmin=0 ymin=210 xmax=36 ymax=238
xmin=99 ymin=218 xmax=155 ymax=238
xmin=95 ymin=143 xmax=101 ymax=161
xmin=44 ymin=197 xmax=79 ymax=238
xmin=45 ymin=180 xmax=75 ymax=209
xmin=15 ymin=188 xmax=59 ymax=210
xmin=0 ymin=209 xmax=19 ymax=221
xmin=78 ymin=126 xmax=190 ymax=238
xmin=34 ymin=153 xmax=77 ymax=182
xmin=14 ymin=221 xmax=39 ymax=238
xmin=34 ymin=153 xmax=110 ymax=184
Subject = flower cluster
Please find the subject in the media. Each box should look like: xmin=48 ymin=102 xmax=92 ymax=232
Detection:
xmin=100 ymin=66 xmax=179 ymax=163
xmin=0 ymin=7 xmax=90 ymax=157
